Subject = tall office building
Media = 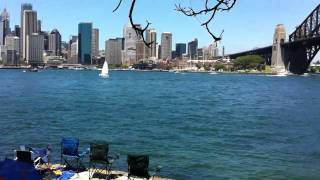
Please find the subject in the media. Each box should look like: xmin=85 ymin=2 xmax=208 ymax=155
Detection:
xmin=20 ymin=3 xmax=33 ymax=59
xmin=123 ymin=24 xmax=141 ymax=65
xmin=145 ymin=29 xmax=157 ymax=58
xmin=26 ymin=33 xmax=44 ymax=64
xmin=91 ymin=28 xmax=99 ymax=58
xmin=188 ymin=38 xmax=198 ymax=59
xmin=105 ymin=38 xmax=124 ymax=65
xmin=78 ymin=22 xmax=92 ymax=64
xmin=37 ymin=20 xmax=41 ymax=33
xmin=5 ymin=36 xmax=20 ymax=65
xmin=161 ymin=32 xmax=172 ymax=60
xmin=48 ymin=29 xmax=61 ymax=56
xmin=13 ymin=25 xmax=21 ymax=37
xmin=175 ymin=43 xmax=186 ymax=59
xmin=22 ymin=10 xmax=37 ymax=61
xmin=136 ymin=40 xmax=146 ymax=61
xmin=0 ymin=8 xmax=10 ymax=45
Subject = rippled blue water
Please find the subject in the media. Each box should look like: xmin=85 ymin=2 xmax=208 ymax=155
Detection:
xmin=1 ymin=70 xmax=320 ymax=179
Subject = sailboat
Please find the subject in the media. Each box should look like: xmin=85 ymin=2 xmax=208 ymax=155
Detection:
xmin=99 ymin=60 xmax=109 ymax=78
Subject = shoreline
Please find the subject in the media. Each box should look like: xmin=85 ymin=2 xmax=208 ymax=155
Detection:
xmin=0 ymin=66 xmax=319 ymax=75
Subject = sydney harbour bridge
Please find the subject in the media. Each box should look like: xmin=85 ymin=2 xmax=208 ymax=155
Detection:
xmin=229 ymin=4 xmax=320 ymax=74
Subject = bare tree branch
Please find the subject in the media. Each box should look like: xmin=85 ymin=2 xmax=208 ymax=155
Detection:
xmin=114 ymin=0 xmax=152 ymax=47
xmin=175 ymin=0 xmax=237 ymax=41
xmin=113 ymin=0 xmax=237 ymax=45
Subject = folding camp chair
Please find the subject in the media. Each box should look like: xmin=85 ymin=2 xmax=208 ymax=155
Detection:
xmin=88 ymin=143 xmax=119 ymax=179
xmin=61 ymin=137 xmax=88 ymax=172
xmin=127 ymin=155 xmax=162 ymax=180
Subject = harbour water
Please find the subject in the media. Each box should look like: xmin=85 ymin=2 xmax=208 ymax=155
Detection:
xmin=1 ymin=70 xmax=320 ymax=179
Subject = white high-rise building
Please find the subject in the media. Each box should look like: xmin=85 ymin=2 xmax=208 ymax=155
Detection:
xmin=161 ymin=32 xmax=172 ymax=60
xmin=5 ymin=36 xmax=20 ymax=65
xmin=26 ymin=33 xmax=43 ymax=64
xmin=105 ymin=38 xmax=124 ymax=65
xmin=70 ymin=40 xmax=78 ymax=64
xmin=20 ymin=4 xmax=32 ymax=58
xmin=145 ymin=29 xmax=157 ymax=58
xmin=123 ymin=24 xmax=141 ymax=65
xmin=22 ymin=10 xmax=37 ymax=61
xmin=91 ymin=28 xmax=99 ymax=58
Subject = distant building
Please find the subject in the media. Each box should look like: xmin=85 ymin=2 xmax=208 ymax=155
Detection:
xmin=48 ymin=29 xmax=61 ymax=56
xmin=5 ymin=36 xmax=20 ymax=65
xmin=105 ymin=38 xmax=124 ymax=65
xmin=175 ymin=43 xmax=186 ymax=59
xmin=136 ymin=40 xmax=146 ymax=62
xmin=197 ymin=48 xmax=204 ymax=60
xmin=0 ymin=8 xmax=10 ymax=45
xmin=22 ymin=10 xmax=37 ymax=61
xmin=188 ymin=38 xmax=198 ymax=59
xmin=171 ymin=51 xmax=176 ymax=59
xmin=20 ymin=3 xmax=33 ymax=59
xmin=91 ymin=28 xmax=99 ymax=58
xmin=271 ymin=24 xmax=286 ymax=68
xmin=78 ymin=22 xmax=92 ymax=64
xmin=37 ymin=20 xmax=41 ymax=33
xmin=26 ymin=33 xmax=44 ymax=64
xmin=13 ymin=25 xmax=21 ymax=37
xmin=145 ymin=29 xmax=157 ymax=58
xmin=161 ymin=32 xmax=172 ymax=60
xmin=123 ymin=24 xmax=141 ymax=65
xmin=203 ymin=42 xmax=219 ymax=60
xmin=70 ymin=39 xmax=78 ymax=64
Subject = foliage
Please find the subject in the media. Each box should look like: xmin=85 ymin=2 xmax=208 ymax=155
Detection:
xmin=203 ymin=63 xmax=212 ymax=71
xmin=195 ymin=63 xmax=202 ymax=69
xmin=214 ymin=64 xmax=225 ymax=71
xmin=233 ymin=55 xmax=265 ymax=70
xmin=121 ymin=64 xmax=129 ymax=69
xmin=0 ymin=60 xmax=2 ymax=65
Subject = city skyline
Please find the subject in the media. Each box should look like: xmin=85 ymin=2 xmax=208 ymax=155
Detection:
xmin=0 ymin=0 xmax=319 ymax=54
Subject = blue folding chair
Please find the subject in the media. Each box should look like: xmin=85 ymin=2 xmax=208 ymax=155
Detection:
xmin=61 ymin=137 xmax=88 ymax=172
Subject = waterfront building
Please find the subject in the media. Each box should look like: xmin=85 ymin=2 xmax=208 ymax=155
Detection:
xmin=161 ymin=32 xmax=172 ymax=60
xmin=123 ymin=24 xmax=142 ymax=65
xmin=271 ymin=24 xmax=286 ymax=68
xmin=0 ymin=20 xmax=5 ymax=45
xmin=197 ymin=48 xmax=204 ymax=60
xmin=136 ymin=40 xmax=147 ymax=62
xmin=0 ymin=9 xmax=10 ymax=45
xmin=91 ymin=28 xmax=99 ymax=58
xmin=172 ymin=51 xmax=176 ymax=59
xmin=145 ymin=29 xmax=157 ymax=58
xmin=70 ymin=40 xmax=78 ymax=64
xmin=78 ymin=22 xmax=92 ymax=64
xmin=105 ymin=38 xmax=124 ymax=65
xmin=26 ymin=33 xmax=44 ymax=64
xmin=175 ymin=43 xmax=186 ymax=59
xmin=5 ymin=36 xmax=20 ymax=65
xmin=20 ymin=3 xmax=33 ymax=59
xmin=0 ymin=45 xmax=8 ymax=63
xmin=188 ymin=38 xmax=198 ymax=59
xmin=48 ymin=29 xmax=61 ymax=56
xmin=22 ymin=10 xmax=37 ymax=62
xmin=157 ymin=44 xmax=161 ymax=59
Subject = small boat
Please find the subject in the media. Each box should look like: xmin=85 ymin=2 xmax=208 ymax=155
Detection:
xmin=99 ymin=60 xmax=109 ymax=78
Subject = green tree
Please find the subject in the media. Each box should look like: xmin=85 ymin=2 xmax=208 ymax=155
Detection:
xmin=214 ymin=64 xmax=225 ymax=71
xmin=233 ymin=55 xmax=265 ymax=70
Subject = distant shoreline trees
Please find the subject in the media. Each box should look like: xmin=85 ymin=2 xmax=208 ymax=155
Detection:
xmin=233 ymin=55 xmax=265 ymax=71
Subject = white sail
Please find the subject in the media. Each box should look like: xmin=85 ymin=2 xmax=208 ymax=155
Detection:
xmin=99 ymin=60 xmax=109 ymax=77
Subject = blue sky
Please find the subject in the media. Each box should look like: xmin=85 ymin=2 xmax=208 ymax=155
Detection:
xmin=0 ymin=0 xmax=319 ymax=55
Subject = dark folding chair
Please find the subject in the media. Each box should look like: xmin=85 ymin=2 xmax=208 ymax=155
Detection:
xmin=61 ymin=137 xmax=88 ymax=172
xmin=16 ymin=151 xmax=33 ymax=163
xmin=88 ymin=143 xmax=118 ymax=179
xmin=127 ymin=155 xmax=162 ymax=180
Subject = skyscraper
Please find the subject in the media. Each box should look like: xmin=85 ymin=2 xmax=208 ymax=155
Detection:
xmin=161 ymin=32 xmax=172 ymax=60
xmin=37 ymin=20 xmax=41 ymax=33
xmin=91 ymin=28 xmax=99 ymax=58
xmin=26 ymin=33 xmax=44 ymax=64
xmin=20 ymin=3 xmax=32 ymax=59
xmin=145 ymin=29 xmax=157 ymax=58
xmin=105 ymin=38 xmax=124 ymax=65
xmin=0 ymin=8 xmax=10 ymax=45
xmin=188 ymin=38 xmax=198 ymax=59
xmin=136 ymin=40 xmax=146 ymax=61
xmin=78 ymin=22 xmax=92 ymax=64
xmin=22 ymin=10 xmax=37 ymax=61
xmin=175 ymin=43 xmax=186 ymax=59
xmin=123 ymin=24 xmax=141 ymax=65
xmin=48 ymin=29 xmax=61 ymax=56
